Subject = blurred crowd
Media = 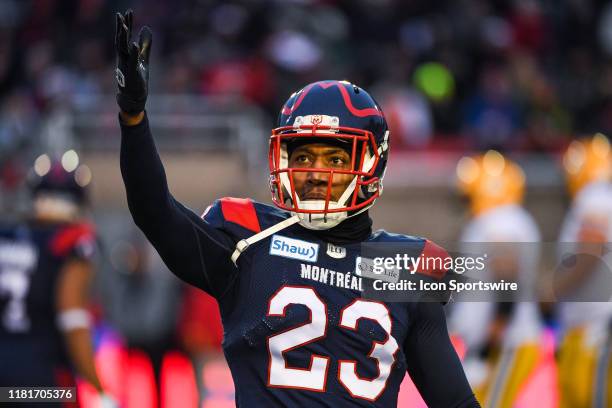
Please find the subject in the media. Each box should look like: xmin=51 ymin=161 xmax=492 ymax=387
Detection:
xmin=2 ymin=0 xmax=612 ymax=165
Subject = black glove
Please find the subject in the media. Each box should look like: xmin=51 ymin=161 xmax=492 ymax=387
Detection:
xmin=115 ymin=10 xmax=152 ymax=114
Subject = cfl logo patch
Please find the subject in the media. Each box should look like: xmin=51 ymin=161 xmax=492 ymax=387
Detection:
xmin=326 ymin=243 xmax=346 ymax=259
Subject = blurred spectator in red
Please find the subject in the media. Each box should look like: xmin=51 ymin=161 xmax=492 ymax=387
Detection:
xmin=177 ymin=282 xmax=226 ymax=405
xmin=510 ymin=0 xmax=548 ymax=53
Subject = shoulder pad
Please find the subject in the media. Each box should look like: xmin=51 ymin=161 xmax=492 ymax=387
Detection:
xmin=202 ymin=197 xmax=261 ymax=233
xmin=202 ymin=197 xmax=292 ymax=233
xmin=414 ymin=239 xmax=450 ymax=280
xmin=251 ymin=201 xmax=291 ymax=229
xmin=370 ymin=230 xmax=424 ymax=243
xmin=372 ymin=231 xmax=450 ymax=279
xmin=50 ymin=222 xmax=96 ymax=257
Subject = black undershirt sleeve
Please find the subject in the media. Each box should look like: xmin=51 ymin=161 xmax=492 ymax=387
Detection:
xmin=405 ymin=302 xmax=481 ymax=408
xmin=119 ymin=112 xmax=238 ymax=300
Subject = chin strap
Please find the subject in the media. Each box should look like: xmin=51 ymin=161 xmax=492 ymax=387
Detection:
xmin=231 ymin=214 xmax=301 ymax=266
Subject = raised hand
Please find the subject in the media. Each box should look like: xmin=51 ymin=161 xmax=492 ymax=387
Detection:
xmin=115 ymin=10 xmax=152 ymax=114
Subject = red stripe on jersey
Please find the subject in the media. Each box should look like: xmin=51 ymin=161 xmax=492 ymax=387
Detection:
xmin=415 ymin=240 xmax=449 ymax=279
xmin=220 ymin=197 xmax=261 ymax=233
xmin=50 ymin=223 xmax=95 ymax=257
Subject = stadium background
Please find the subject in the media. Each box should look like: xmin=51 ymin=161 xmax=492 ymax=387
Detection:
xmin=1 ymin=0 xmax=611 ymax=406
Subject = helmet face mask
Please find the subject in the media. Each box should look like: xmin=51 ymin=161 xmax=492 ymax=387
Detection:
xmin=269 ymin=81 xmax=390 ymax=230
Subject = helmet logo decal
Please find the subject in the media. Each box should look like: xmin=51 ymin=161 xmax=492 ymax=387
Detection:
xmin=293 ymin=115 xmax=339 ymax=130
xmin=282 ymin=81 xmax=383 ymax=118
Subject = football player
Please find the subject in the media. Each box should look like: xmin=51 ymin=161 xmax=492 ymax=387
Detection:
xmin=115 ymin=10 xmax=480 ymax=407
xmin=450 ymin=150 xmax=543 ymax=407
xmin=556 ymin=133 xmax=612 ymax=407
xmin=0 ymin=153 xmax=113 ymax=406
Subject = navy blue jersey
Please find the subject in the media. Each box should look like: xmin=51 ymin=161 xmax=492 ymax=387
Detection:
xmin=120 ymin=113 xmax=479 ymax=407
xmin=0 ymin=220 xmax=96 ymax=387
xmin=203 ymin=198 xmax=451 ymax=406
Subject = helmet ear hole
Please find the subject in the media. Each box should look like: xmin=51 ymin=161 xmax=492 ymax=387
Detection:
xmin=358 ymin=179 xmax=381 ymax=199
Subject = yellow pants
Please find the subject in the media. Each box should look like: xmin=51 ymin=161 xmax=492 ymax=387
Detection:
xmin=559 ymin=327 xmax=612 ymax=408
xmin=476 ymin=343 xmax=540 ymax=408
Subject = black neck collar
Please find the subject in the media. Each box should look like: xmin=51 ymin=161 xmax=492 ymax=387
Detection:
xmin=309 ymin=210 xmax=372 ymax=245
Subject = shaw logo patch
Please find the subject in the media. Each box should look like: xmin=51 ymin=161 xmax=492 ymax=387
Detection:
xmin=270 ymin=235 xmax=319 ymax=262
